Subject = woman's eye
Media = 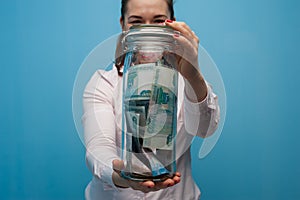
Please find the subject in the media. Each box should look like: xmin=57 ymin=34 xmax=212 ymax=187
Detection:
xmin=130 ymin=21 xmax=142 ymax=25
xmin=154 ymin=19 xmax=165 ymax=24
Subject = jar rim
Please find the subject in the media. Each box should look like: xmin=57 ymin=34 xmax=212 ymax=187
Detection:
xmin=124 ymin=24 xmax=180 ymax=36
xmin=122 ymin=24 xmax=181 ymax=49
xmin=129 ymin=24 xmax=173 ymax=30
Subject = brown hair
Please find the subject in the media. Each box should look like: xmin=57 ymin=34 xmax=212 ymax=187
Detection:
xmin=115 ymin=0 xmax=175 ymax=76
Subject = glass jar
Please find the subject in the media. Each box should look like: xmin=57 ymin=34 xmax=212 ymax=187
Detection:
xmin=121 ymin=25 xmax=180 ymax=181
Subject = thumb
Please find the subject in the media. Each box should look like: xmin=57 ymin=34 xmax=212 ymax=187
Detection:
xmin=112 ymin=159 xmax=125 ymax=173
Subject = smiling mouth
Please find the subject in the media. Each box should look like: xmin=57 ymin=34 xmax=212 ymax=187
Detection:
xmin=140 ymin=52 xmax=161 ymax=60
xmin=141 ymin=54 xmax=152 ymax=59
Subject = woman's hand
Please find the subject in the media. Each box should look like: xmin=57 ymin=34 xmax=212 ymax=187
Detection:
xmin=165 ymin=19 xmax=207 ymax=102
xmin=112 ymin=159 xmax=181 ymax=193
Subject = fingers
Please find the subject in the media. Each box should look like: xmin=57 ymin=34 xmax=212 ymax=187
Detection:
xmin=139 ymin=180 xmax=155 ymax=188
xmin=126 ymin=180 xmax=157 ymax=193
xmin=112 ymin=159 xmax=124 ymax=173
xmin=129 ymin=173 xmax=182 ymax=193
xmin=173 ymin=173 xmax=181 ymax=184
xmin=156 ymin=178 xmax=175 ymax=188
xmin=165 ymin=20 xmax=199 ymax=69
xmin=165 ymin=20 xmax=200 ymax=47
xmin=112 ymin=160 xmax=181 ymax=193
xmin=112 ymin=161 xmax=156 ymax=192
xmin=173 ymin=34 xmax=198 ymax=57
xmin=175 ymin=172 xmax=181 ymax=177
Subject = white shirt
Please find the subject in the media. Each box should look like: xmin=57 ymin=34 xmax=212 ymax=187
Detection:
xmin=82 ymin=67 xmax=220 ymax=200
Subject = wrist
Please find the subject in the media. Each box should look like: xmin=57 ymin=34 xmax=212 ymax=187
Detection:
xmin=184 ymin=73 xmax=207 ymax=102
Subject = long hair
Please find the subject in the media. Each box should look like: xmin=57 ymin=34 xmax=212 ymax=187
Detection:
xmin=115 ymin=33 xmax=125 ymax=76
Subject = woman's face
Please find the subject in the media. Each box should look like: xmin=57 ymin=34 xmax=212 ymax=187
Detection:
xmin=120 ymin=0 xmax=171 ymax=64
xmin=120 ymin=0 xmax=170 ymax=31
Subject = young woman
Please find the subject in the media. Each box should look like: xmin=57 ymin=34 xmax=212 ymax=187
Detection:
xmin=83 ymin=0 xmax=220 ymax=199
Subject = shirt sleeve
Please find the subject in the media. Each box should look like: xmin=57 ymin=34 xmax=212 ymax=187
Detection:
xmin=82 ymin=70 xmax=119 ymax=191
xmin=183 ymin=81 xmax=220 ymax=138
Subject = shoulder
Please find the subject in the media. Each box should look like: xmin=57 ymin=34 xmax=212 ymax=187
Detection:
xmin=93 ymin=67 xmax=119 ymax=86
xmin=85 ymin=67 xmax=120 ymax=90
xmin=83 ymin=66 xmax=121 ymax=104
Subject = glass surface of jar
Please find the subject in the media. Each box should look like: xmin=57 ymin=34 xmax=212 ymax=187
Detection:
xmin=121 ymin=25 xmax=180 ymax=182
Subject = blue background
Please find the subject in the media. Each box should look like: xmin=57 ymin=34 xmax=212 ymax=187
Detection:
xmin=1 ymin=0 xmax=299 ymax=199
